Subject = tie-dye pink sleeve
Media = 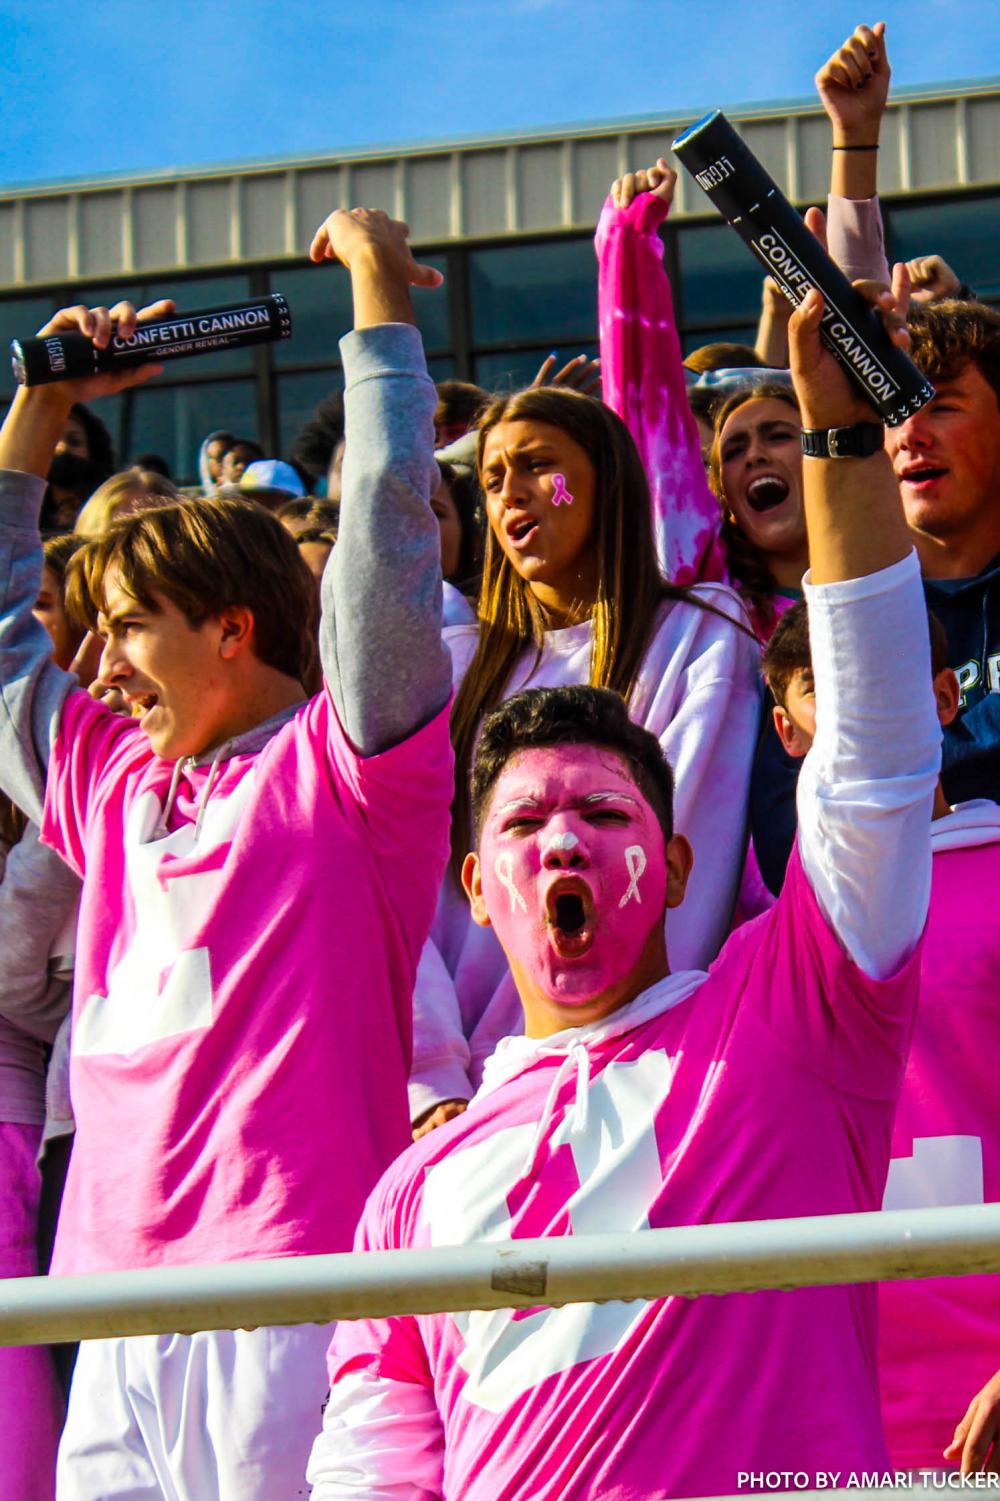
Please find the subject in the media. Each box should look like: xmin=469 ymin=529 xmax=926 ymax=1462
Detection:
xmin=596 ymin=192 xmax=726 ymax=587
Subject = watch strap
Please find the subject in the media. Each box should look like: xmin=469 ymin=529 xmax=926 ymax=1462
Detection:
xmin=800 ymin=423 xmax=885 ymax=459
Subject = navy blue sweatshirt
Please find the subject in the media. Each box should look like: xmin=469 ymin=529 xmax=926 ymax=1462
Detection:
xmin=752 ymin=551 xmax=1000 ymax=895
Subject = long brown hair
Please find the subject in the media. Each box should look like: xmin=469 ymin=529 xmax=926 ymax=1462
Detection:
xmin=449 ymin=386 xmax=700 ymax=877
xmin=707 ymin=382 xmax=801 ymax=635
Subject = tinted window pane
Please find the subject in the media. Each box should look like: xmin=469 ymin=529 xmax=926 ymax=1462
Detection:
xmin=74 ymin=273 xmax=256 ymax=375
xmin=413 ymin=255 xmax=450 ymax=350
xmin=278 ymin=369 xmax=344 ymax=461
xmin=0 ymin=294 xmax=57 ymax=396
xmin=426 ymin=356 xmax=455 ymax=383
xmin=682 ymin=325 xmax=758 ymax=358
xmin=677 ymin=224 xmax=763 ymax=324
xmin=272 ymin=263 xmax=354 ymax=368
xmin=887 ymin=197 xmax=1000 ymax=300
xmin=470 ymin=239 xmax=596 ymax=343
xmin=126 ymin=379 xmax=256 ymax=483
xmin=159 ymin=273 xmax=254 ymax=373
xmin=475 ymin=342 xmax=598 ymax=395
xmin=95 ymin=396 xmax=127 ymax=472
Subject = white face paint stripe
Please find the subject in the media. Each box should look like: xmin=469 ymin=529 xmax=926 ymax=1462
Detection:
xmin=583 ymin=791 xmax=640 ymax=806
xmin=494 ymin=851 xmax=528 ymax=914
xmin=619 ymin=845 xmax=647 ymax=908
xmin=495 ymin=797 xmax=542 ymax=816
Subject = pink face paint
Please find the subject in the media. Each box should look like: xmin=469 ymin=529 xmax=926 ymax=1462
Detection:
xmin=619 ymin=846 xmax=647 ymax=908
xmin=477 ymin=745 xmax=667 ymax=1008
xmin=550 ymin=473 xmax=573 ymax=507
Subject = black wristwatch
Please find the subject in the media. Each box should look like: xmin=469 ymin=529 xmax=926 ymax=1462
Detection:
xmin=800 ymin=423 xmax=885 ymax=459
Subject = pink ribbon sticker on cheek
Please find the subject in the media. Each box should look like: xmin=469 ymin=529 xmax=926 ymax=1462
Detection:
xmin=550 ymin=473 xmax=574 ymax=507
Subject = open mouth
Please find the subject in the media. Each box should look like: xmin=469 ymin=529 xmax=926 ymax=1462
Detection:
xmin=545 ymin=876 xmax=595 ymax=958
xmin=899 ymin=466 xmax=948 ymax=488
xmin=746 ymin=475 xmax=790 ymax=513
xmin=506 ymin=514 xmax=540 ymax=548
xmin=126 ymin=692 xmax=159 ymax=722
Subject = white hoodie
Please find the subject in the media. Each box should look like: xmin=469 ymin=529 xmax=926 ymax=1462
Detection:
xmin=410 ymin=583 xmax=762 ymax=1118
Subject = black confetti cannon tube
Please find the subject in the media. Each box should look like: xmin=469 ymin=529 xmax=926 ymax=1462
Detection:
xmin=672 ymin=111 xmax=933 ymax=425
xmin=11 ymin=294 xmax=292 ymax=387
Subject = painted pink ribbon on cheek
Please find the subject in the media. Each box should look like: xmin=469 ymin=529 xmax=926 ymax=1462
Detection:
xmin=550 ymin=473 xmax=573 ymax=507
xmin=619 ymin=845 xmax=647 ymax=908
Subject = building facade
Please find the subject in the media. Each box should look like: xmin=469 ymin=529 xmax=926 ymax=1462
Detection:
xmin=2 ymin=79 xmax=999 ymax=482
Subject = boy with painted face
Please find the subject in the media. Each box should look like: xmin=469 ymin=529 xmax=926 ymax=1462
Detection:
xmin=0 ymin=207 xmax=453 ymax=1499
xmin=307 ymin=274 xmax=942 ymax=1498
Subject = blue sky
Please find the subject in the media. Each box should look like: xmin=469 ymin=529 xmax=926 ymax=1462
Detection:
xmin=1 ymin=0 xmax=997 ymax=187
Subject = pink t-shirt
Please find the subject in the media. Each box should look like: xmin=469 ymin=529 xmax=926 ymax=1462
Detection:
xmin=880 ymin=834 xmax=1000 ymax=1468
xmin=331 ymin=849 xmax=921 ymax=1499
xmin=41 ymin=687 xmax=452 ymax=1275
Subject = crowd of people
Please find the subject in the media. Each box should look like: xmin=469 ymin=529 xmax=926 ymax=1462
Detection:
xmin=1 ymin=18 xmax=999 ymax=1500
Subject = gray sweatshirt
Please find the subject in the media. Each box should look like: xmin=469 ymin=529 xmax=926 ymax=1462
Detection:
xmin=0 ymin=321 xmax=452 ymax=802
xmin=0 ymin=323 xmax=452 ymax=1128
xmin=0 ymin=822 xmax=79 ymax=1124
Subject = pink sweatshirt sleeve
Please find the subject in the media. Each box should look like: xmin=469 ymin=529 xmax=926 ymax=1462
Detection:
xmin=826 ymin=195 xmax=891 ymax=286
xmin=595 ymin=192 xmax=726 ymax=587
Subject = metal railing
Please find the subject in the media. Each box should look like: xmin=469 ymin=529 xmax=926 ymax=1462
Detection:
xmin=2 ymin=1203 xmax=999 ymax=1347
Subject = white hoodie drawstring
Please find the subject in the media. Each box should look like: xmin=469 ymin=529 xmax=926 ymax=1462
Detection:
xmin=154 ymin=743 xmax=230 ymax=841
xmin=193 ymin=745 xmax=228 ymax=839
xmin=520 ymin=1040 xmax=592 ymax=1177
xmin=154 ymin=757 xmax=188 ymax=839
xmin=479 ymin=973 xmax=706 ymax=1184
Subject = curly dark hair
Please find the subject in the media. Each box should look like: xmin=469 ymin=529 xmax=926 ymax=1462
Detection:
xmin=907 ymin=300 xmax=1000 ymax=406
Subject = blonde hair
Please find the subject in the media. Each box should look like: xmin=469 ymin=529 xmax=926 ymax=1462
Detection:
xmin=75 ymin=468 xmax=181 ymax=539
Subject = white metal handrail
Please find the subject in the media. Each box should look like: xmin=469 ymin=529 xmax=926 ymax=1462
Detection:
xmin=2 ymin=1203 xmax=999 ymax=1347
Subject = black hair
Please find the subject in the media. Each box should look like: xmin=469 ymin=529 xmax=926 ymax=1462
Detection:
xmin=70 ymin=402 xmax=115 ymax=478
xmin=436 ymin=459 xmax=484 ymax=586
xmin=290 ymin=393 xmax=345 ymax=485
xmin=761 ymin=603 xmax=811 ymax=708
xmin=435 ymin=380 xmax=489 ymax=439
xmin=764 ymin=601 xmax=950 ymax=709
xmin=132 ymin=451 xmax=172 ymax=479
xmin=471 ymin=684 xmax=674 ymax=848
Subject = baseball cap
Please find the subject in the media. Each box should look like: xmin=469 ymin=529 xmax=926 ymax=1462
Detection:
xmin=239 ymin=459 xmax=306 ymax=500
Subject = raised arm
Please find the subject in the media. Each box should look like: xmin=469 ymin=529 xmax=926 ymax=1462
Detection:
xmin=818 ymin=21 xmax=892 ymax=285
xmin=0 ymin=300 xmax=169 ymax=821
xmin=789 ymin=269 xmax=940 ymax=977
xmin=595 ymin=160 xmax=725 ymax=587
xmin=755 ymin=276 xmax=793 ymax=367
xmin=309 ymin=209 xmax=452 ymax=755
